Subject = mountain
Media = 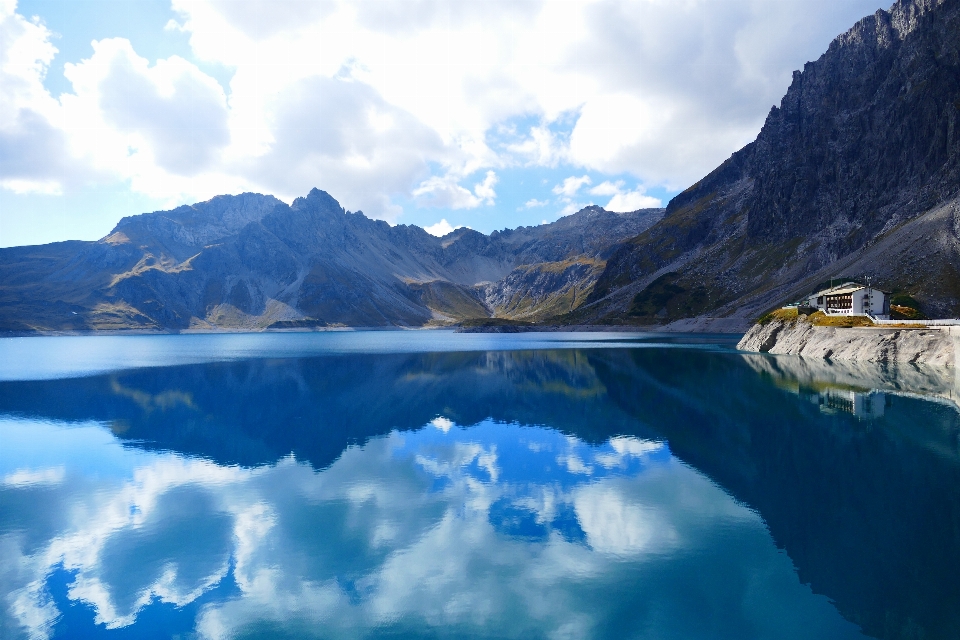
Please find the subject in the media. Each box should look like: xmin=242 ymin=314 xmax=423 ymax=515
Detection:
xmin=0 ymin=189 xmax=661 ymax=332
xmin=9 ymin=0 xmax=954 ymax=332
xmin=572 ymin=0 xmax=960 ymax=325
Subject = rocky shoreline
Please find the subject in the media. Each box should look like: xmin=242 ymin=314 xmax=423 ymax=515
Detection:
xmin=738 ymin=319 xmax=959 ymax=367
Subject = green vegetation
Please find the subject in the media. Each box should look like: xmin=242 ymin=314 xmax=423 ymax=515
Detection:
xmin=738 ymin=238 xmax=804 ymax=276
xmin=628 ymin=272 xmax=716 ymax=322
xmin=808 ymin=311 xmax=875 ymax=328
xmin=756 ymin=307 xmax=931 ymax=329
xmin=890 ymin=293 xmax=927 ymax=320
xmin=891 ymin=305 xmax=927 ymax=320
xmin=493 ymin=258 xmax=604 ymax=322
xmin=891 ymin=293 xmax=921 ymax=307
xmin=516 ymin=256 xmax=604 ymax=275
xmin=757 ymin=307 xmax=799 ymax=325
xmin=757 ymin=307 xmax=875 ymax=327
xmin=409 ymin=280 xmax=489 ymax=320
xmin=267 ymin=318 xmax=328 ymax=329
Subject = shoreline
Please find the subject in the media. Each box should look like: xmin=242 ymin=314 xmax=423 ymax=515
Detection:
xmin=738 ymin=318 xmax=959 ymax=367
xmin=0 ymin=321 xmax=749 ymax=338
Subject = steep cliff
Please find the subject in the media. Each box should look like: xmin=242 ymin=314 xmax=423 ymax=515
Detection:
xmin=738 ymin=317 xmax=959 ymax=367
xmin=575 ymin=0 xmax=960 ymax=324
xmin=0 ymin=190 xmax=662 ymax=332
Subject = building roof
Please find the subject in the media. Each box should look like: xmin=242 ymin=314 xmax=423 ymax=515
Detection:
xmin=823 ymin=286 xmax=864 ymax=296
xmin=813 ymin=282 xmax=889 ymax=297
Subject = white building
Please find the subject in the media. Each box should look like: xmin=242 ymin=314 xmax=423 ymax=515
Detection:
xmin=807 ymin=282 xmax=890 ymax=319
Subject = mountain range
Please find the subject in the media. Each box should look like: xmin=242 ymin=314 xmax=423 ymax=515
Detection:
xmin=3 ymin=0 xmax=960 ymax=332
xmin=0 ymin=190 xmax=661 ymax=331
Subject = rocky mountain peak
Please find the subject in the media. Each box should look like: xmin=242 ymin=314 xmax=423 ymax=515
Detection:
xmin=580 ymin=0 xmax=960 ymax=323
xmin=293 ymin=188 xmax=346 ymax=215
xmin=0 ymin=187 xmax=667 ymax=331
xmin=109 ymin=192 xmax=283 ymax=251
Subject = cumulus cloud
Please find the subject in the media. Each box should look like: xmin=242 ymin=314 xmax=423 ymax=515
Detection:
xmin=423 ymin=219 xmax=460 ymax=237
xmin=246 ymin=74 xmax=447 ymax=220
xmin=506 ymin=123 xmax=566 ymax=167
xmin=413 ymin=170 xmax=498 ymax=210
xmin=588 ymin=180 xmax=621 ymax=197
xmin=606 ymin=190 xmax=661 ymax=212
xmin=589 ymin=181 xmax=662 ymax=211
xmin=67 ymin=39 xmax=230 ymax=176
xmin=202 ymin=0 xmax=336 ymax=40
xmin=552 ymin=175 xmax=591 ymax=198
xmin=0 ymin=2 xmax=74 ymax=193
xmin=523 ymin=198 xmax=549 ymax=209
xmin=172 ymin=0 xmax=884 ymax=201
xmin=430 ymin=416 xmax=455 ymax=432
xmin=0 ymin=0 xmax=888 ymax=226
xmin=472 ymin=170 xmax=498 ymax=204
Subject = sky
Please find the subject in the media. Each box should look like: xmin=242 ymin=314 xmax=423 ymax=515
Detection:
xmin=0 ymin=0 xmax=889 ymax=247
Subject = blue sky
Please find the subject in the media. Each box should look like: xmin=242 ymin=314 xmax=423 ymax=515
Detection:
xmin=0 ymin=0 xmax=888 ymax=246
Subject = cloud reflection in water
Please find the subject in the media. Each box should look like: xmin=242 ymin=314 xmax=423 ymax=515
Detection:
xmin=0 ymin=414 xmax=862 ymax=639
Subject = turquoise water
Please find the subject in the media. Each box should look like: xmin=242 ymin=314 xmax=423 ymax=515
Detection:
xmin=0 ymin=332 xmax=958 ymax=639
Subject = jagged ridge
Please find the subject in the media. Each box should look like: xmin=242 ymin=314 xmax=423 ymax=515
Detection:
xmin=0 ymin=191 xmax=662 ymax=332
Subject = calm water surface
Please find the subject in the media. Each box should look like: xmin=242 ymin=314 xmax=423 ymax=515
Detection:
xmin=0 ymin=332 xmax=958 ymax=639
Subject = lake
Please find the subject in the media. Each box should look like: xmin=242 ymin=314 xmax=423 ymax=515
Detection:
xmin=0 ymin=331 xmax=958 ymax=639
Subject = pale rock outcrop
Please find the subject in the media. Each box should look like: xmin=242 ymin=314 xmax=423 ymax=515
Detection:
xmin=738 ymin=319 xmax=959 ymax=367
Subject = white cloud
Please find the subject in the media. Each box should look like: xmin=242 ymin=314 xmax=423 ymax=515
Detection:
xmin=245 ymin=74 xmax=447 ymax=219
xmin=606 ymin=190 xmax=661 ymax=212
xmin=172 ymin=0 xmax=886 ymax=201
xmin=0 ymin=0 xmax=888 ymax=227
xmin=472 ymin=170 xmax=498 ymax=204
xmin=552 ymin=175 xmax=591 ymax=198
xmin=595 ymin=437 xmax=664 ymax=469
xmin=0 ymin=2 xmax=76 ymax=194
xmin=506 ymin=124 xmax=565 ymax=167
xmin=588 ymin=180 xmax=622 ymax=197
xmin=413 ymin=170 xmax=498 ymax=210
xmin=423 ymin=219 xmax=461 ymax=237
xmin=551 ymin=174 xmax=603 ymax=217
xmin=523 ymin=198 xmax=549 ymax=209
xmin=200 ymin=0 xmax=336 ymax=41
xmin=65 ymin=39 xmax=230 ymax=176
xmin=587 ymin=180 xmax=661 ymax=211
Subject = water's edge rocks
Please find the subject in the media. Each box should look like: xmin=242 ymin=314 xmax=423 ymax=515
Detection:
xmin=737 ymin=319 xmax=958 ymax=367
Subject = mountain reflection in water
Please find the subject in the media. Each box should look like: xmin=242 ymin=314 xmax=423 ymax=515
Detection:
xmin=0 ymin=341 xmax=958 ymax=639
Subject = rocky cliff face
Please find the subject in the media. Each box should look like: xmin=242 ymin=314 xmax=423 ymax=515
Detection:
xmin=577 ymin=0 xmax=960 ymax=324
xmin=738 ymin=318 xmax=958 ymax=367
xmin=0 ymin=190 xmax=662 ymax=332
